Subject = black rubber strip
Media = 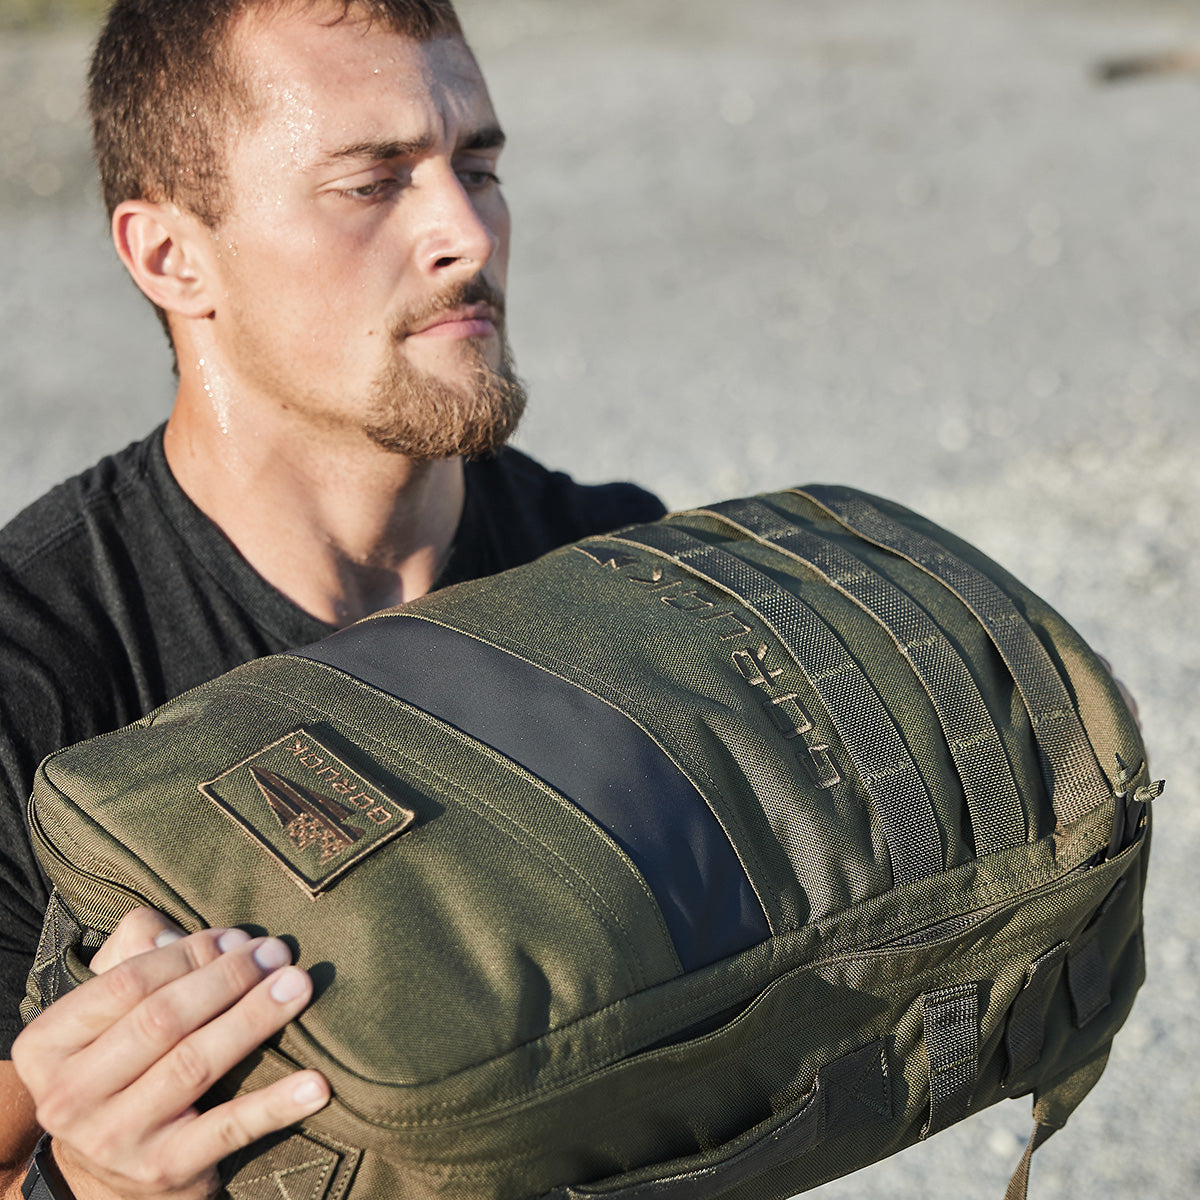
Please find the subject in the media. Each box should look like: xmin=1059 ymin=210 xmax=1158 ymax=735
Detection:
xmin=293 ymin=615 xmax=770 ymax=971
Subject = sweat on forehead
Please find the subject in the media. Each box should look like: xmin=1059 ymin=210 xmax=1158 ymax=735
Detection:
xmin=88 ymin=0 xmax=464 ymax=223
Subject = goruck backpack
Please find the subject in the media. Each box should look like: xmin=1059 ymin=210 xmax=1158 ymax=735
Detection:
xmin=22 ymin=486 xmax=1159 ymax=1200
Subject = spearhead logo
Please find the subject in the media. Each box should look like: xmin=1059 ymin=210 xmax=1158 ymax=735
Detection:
xmin=250 ymin=767 xmax=364 ymax=862
xmin=200 ymin=728 xmax=416 ymax=894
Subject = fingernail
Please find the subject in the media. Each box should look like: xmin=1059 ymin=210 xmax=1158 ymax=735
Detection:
xmin=270 ymin=967 xmax=308 ymax=1003
xmin=254 ymin=938 xmax=292 ymax=972
xmin=292 ymin=1075 xmax=327 ymax=1107
xmin=154 ymin=929 xmax=184 ymax=948
xmin=217 ymin=928 xmax=250 ymax=953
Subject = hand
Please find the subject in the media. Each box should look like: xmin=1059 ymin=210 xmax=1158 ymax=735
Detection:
xmin=11 ymin=908 xmax=329 ymax=1200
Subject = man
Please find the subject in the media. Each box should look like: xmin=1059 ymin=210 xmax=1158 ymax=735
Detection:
xmin=0 ymin=1 xmax=663 ymax=1196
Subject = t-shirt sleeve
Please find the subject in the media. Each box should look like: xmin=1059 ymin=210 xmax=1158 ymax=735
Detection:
xmin=0 ymin=580 xmax=129 ymax=1054
xmin=0 ymin=649 xmax=73 ymax=1056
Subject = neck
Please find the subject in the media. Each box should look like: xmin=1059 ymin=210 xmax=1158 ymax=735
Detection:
xmin=163 ymin=381 xmax=466 ymax=629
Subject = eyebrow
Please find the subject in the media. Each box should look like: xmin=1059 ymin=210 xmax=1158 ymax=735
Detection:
xmin=316 ymin=124 xmax=506 ymax=170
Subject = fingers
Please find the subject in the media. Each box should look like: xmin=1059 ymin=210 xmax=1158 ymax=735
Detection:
xmin=90 ymin=906 xmax=187 ymax=974
xmin=13 ymin=925 xmax=330 ymax=1200
xmin=143 ymin=1071 xmax=331 ymax=1187
xmin=62 ymin=936 xmax=305 ymax=1101
xmin=17 ymin=927 xmax=244 ymax=1062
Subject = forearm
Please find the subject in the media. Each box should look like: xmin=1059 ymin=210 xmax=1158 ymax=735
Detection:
xmin=0 ymin=1060 xmax=40 ymax=1197
xmin=1 ymin=1164 xmax=25 ymax=1200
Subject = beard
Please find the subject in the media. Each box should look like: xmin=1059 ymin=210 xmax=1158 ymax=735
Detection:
xmin=363 ymin=280 xmax=527 ymax=462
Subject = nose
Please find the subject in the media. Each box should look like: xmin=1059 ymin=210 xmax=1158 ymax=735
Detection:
xmin=415 ymin=165 xmax=502 ymax=280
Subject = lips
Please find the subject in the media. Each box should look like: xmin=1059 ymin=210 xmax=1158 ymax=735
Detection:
xmin=407 ymin=304 xmax=499 ymax=340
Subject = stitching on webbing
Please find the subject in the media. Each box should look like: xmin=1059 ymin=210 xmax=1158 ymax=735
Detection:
xmin=901 ymin=634 xmax=942 ymax=654
xmin=861 ymin=760 xmax=920 ymax=785
xmin=807 ymin=659 xmax=856 ymax=686
xmin=984 ymin=611 xmax=1023 ymax=627
xmin=946 ymin=730 xmax=1004 ymax=753
xmin=1030 ymin=709 xmax=1069 ymax=727
xmin=229 ymin=1155 xmax=333 ymax=1197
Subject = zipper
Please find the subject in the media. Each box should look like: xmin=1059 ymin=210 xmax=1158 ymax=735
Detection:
xmin=842 ymin=835 xmax=1138 ymax=961
xmin=866 ymin=901 xmax=1010 ymax=951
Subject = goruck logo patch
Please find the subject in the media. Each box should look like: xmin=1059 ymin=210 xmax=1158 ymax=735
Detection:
xmin=199 ymin=729 xmax=416 ymax=894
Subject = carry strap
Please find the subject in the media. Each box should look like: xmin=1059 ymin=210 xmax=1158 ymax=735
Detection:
xmin=1004 ymin=1046 xmax=1111 ymax=1200
xmin=614 ymin=524 xmax=943 ymax=886
xmin=701 ymin=498 xmax=1027 ymax=857
xmin=794 ymin=487 xmax=1111 ymax=826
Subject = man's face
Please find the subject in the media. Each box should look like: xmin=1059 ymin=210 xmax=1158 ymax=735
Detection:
xmin=198 ymin=2 xmax=523 ymax=459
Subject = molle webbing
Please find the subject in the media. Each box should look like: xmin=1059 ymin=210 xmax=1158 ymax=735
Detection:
xmin=794 ymin=486 xmax=1110 ymax=826
xmin=698 ymin=497 xmax=1027 ymax=858
xmin=612 ymin=523 xmax=943 ymax=887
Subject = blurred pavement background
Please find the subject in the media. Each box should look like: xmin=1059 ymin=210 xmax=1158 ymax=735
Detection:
xmin=2 ymin=0 xmax=1198 ymax=1195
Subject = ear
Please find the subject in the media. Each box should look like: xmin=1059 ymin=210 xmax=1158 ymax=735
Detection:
xmin=112 ymin=200 xmax=218 ymax=319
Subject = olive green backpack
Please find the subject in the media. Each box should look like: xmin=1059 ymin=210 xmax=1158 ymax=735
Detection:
xmin=22 ymin=486 xmax=1158 ymax=1200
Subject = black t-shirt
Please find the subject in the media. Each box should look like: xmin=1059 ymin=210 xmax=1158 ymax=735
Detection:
xmin=0 ymin=427 xmax=664 ymax=1054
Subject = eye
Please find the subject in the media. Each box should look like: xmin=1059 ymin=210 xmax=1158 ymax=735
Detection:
xmin=457 ymin=168 xmax=502 ymax=192
xmin=340 ymin=177 xmax=397 ymax=200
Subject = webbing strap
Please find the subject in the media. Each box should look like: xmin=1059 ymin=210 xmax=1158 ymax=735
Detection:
xmin=614 ymin=524 xmax=943 ymax=886
xmin=1004 ymin=1045 xmax=1111 ymax=1200
xmin=795 ymin=487 xmax=1111 ymax=826
xmin=1005 ymin=942 xmax=1069 ymax=1082
xmin=1004 ymin=1121 xmax=1057 ymax=1200
xmin=1066 ymin=931 xmax=1112 ymax=1028
xmin=921 ymin=982 xmax=981 ymax=1137
xmin=702 ymin=497 xmax=1027 ymax=858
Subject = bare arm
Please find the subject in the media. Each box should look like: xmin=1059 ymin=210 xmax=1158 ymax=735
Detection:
xmin=0 ymin=1060 xmax=40 ymax=1200
xmin=7 ymin=908 xmax=328 ymax=1200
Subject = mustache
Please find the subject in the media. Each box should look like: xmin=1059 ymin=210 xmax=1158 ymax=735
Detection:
xmin=391 ymin=278 xmax=507 ymax=339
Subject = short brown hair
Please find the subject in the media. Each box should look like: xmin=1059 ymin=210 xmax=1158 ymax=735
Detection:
xmin=89 ymin=0 xmax=464 ymax=226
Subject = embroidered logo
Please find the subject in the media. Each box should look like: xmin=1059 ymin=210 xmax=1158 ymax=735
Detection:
xmin=199 ymin=728 xmax=416 ymax=895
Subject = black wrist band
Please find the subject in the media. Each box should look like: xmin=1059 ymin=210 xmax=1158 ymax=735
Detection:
xmin=20 ymin=1134 xmax=75 ymax=1200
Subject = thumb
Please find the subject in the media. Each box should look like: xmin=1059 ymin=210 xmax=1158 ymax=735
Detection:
xmin=89 ymin=905 xmax=187 ymax=973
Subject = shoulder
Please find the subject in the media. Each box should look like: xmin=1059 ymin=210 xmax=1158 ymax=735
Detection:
xmin=0 ymin=433 xmax=167 ymax=760
xmin=468 ymin=446 xmax=667 ymax=542
xmin=0 ymin=432 xmax=158 ymax=573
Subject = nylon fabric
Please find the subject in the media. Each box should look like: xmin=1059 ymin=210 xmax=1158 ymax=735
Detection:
xmin=701 ymin=497 xmax=1026 ymax=858
xmin=20 ymin=484 xmax=1154 ymax=1200
xmin=795 ymin=486 xmax=1112 ymax=826
xmin=614 ymin=522 xmax=943 ymax=886
xmin=294 ymin=614 xmax=768 ymax=971
xmin=537 ymin=1042 xmax=890 ymax=1200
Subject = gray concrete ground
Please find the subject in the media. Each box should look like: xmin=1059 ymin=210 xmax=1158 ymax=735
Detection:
xmin=2 ymin=0 xmax=1198 ymax=1195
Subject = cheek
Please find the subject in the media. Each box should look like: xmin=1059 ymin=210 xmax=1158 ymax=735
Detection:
xmin=485 ymin=192 xmax=512 ymax=282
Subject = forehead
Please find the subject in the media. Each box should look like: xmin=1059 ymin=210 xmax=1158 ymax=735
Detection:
xmin=228 ymin=3 xmax=495 ymax=158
